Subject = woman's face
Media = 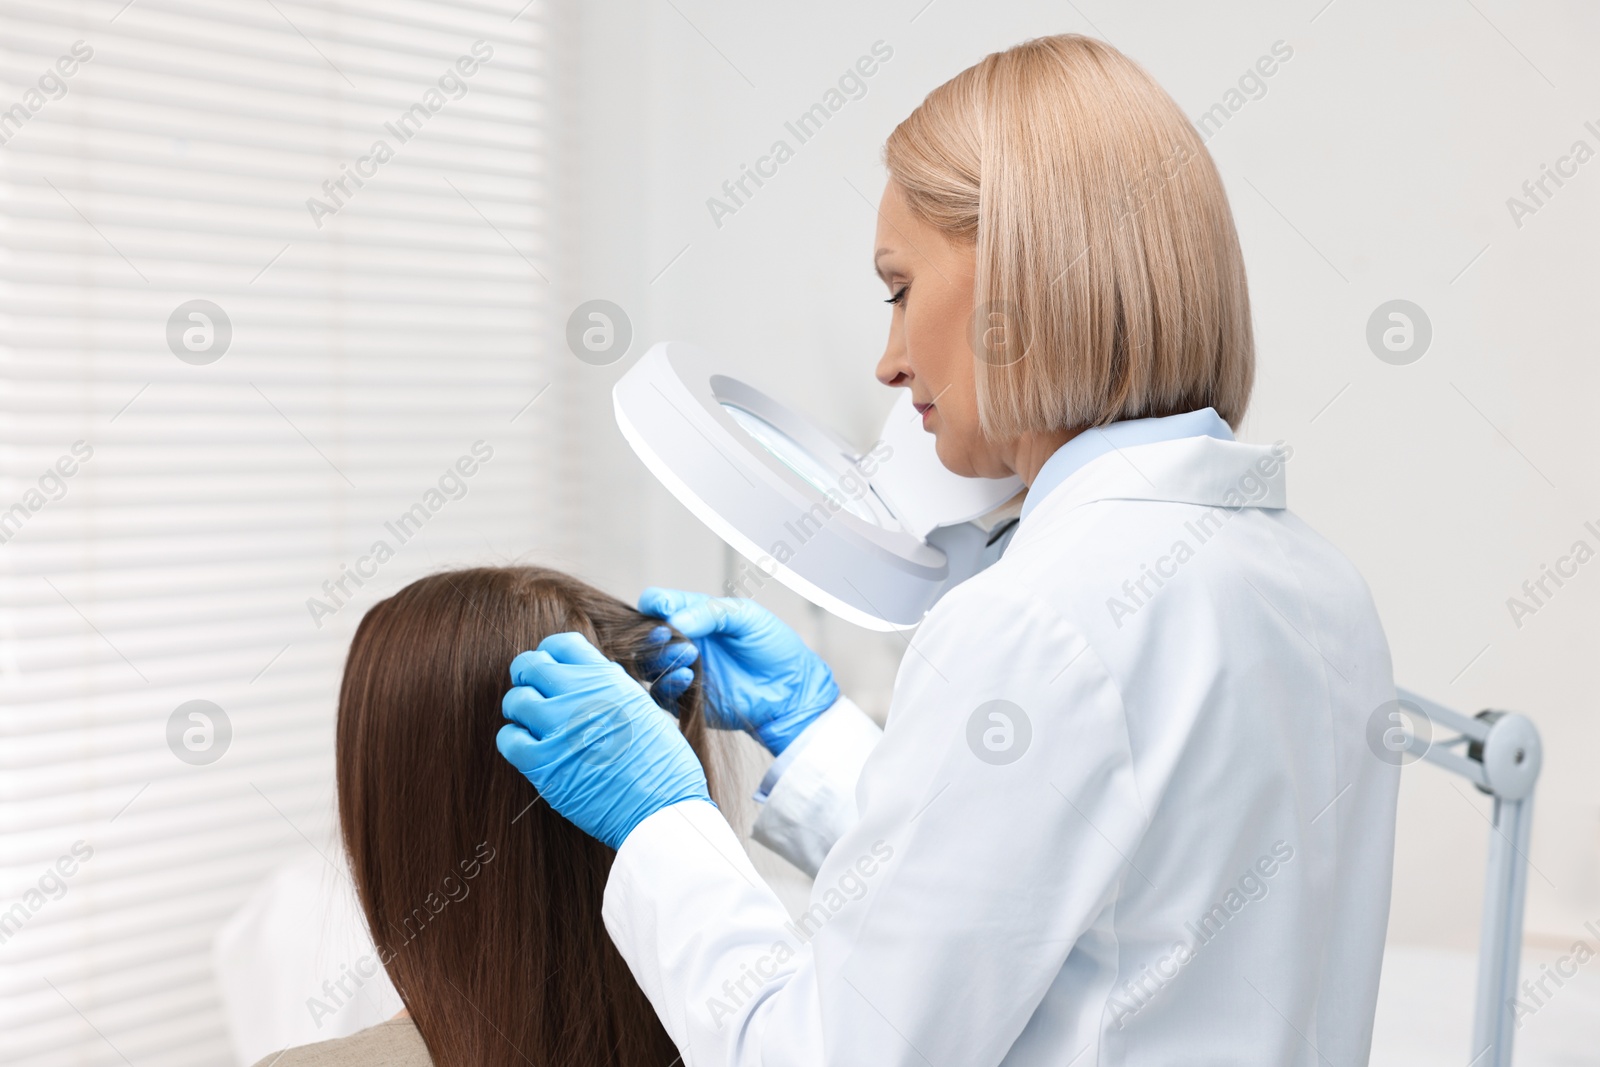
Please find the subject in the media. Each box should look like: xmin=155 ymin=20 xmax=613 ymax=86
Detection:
xmin=873 ymin=182 xmax=1011 ymax=480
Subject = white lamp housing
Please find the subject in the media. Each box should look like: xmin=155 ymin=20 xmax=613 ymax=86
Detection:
xmin=613 ymin=340 xmax=1022 ymax=630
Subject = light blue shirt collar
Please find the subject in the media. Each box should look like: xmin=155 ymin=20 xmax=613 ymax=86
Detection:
xmin=1020 ymin=408 xmax=1234 ymax=521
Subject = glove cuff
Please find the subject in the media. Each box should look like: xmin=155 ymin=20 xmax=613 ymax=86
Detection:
xmin=755 ymin=680 xmax=841 ymax=756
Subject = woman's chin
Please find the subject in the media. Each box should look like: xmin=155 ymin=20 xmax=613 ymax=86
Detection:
xmin=933 ymin=437 xmax=981 ymax=479
xmin=934 ymin=435 xmax=1016 ymax=481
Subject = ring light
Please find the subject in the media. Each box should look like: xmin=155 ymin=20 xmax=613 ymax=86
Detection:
xmin=613 ymin=341 xmax=1021 ymax=630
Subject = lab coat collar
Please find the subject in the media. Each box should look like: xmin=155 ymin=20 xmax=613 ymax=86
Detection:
xmin=1020 ymin=408 xmax=1234 ymax=522
xmin=1016 ymin=418 xmax=1288 ymax=539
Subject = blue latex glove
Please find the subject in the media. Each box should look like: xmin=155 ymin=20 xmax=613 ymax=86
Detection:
xmin=640 ymin=626 xmax=698 ymax=707
xmin=637 ymin=588 xmax=839 ymax=755
xmin=496 ymin=632 xmax=712 ymax=850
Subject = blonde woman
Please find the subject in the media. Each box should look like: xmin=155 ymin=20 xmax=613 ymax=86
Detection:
xmin=491 ymin=34 xmax=1399 ymax=1065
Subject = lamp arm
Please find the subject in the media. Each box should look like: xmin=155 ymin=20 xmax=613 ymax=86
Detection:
xmin=1395 ymin=687 xmax=1543 ymax=1067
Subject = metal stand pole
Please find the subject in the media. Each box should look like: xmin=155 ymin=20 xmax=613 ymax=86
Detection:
xmin=1395 ymin=689 xmax=1542 ymax=1067
xmin=1472 ymin=793 xmax=1535 ymax=1067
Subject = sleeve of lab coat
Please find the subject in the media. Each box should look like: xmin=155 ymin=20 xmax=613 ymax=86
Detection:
xmin=603 ymin=585 xmax=1146 ymax=1067
xmin=748 ymin=696 xmax=883 ymax=878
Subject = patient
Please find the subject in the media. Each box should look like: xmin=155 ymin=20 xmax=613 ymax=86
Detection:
xmin=252 ymin=566 xmax=720 ymax=1067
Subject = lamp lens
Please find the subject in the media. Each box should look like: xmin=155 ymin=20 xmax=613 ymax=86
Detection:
xmin=721 ymin=403 xmax=881 ymax=526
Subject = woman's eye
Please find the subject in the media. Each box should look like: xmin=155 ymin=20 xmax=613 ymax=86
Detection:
xmin=885 ymin=286 xmax=908 ymax=306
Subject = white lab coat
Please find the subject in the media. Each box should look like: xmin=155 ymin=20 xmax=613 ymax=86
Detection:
xmin=603 ymin=433 xmax=1400 ymax=1066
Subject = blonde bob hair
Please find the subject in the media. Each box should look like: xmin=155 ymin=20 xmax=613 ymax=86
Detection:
xmin=885 ymin=34 xmax=1254 ymax=438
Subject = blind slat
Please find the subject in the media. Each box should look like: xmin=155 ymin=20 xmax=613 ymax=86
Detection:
xmin=0 ymin=2 xmax=555 ymax=1064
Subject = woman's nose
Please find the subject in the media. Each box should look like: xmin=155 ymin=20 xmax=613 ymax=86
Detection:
xmin=876 ymin=330 xmax=910 ymax=388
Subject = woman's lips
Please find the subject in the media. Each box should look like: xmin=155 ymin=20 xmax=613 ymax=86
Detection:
xmin=913 ymin=401 xmax=934 ymax=426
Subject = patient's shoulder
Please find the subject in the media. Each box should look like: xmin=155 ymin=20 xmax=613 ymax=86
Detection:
xmin=250 ymin=1017 xmax=431 ymax=1067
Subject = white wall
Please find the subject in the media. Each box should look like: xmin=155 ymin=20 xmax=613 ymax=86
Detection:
xmin=557 ymin=0 xmax=1600 ymax=951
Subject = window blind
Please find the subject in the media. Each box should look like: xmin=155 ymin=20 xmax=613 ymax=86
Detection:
xmin=0 ymin=1 xmax=555 ymax=1063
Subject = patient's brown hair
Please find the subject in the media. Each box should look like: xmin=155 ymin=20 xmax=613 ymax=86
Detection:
xmin=337 ymin=566 xmax=718 ymax=1066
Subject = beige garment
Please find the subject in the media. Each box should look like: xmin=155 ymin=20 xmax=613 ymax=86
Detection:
xmin=250 ymin=1017 xmax=431 ymax=1067
xmin=971 ymin=487 xmax=1026 ymax=533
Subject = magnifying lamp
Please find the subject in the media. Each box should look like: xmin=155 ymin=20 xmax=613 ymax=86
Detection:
xmin=613 ymin=340 xmax=1022 ymax=630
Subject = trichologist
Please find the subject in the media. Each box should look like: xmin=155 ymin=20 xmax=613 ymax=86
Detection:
xmin=496 ymin=34 xmax=1401 ymax=1066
